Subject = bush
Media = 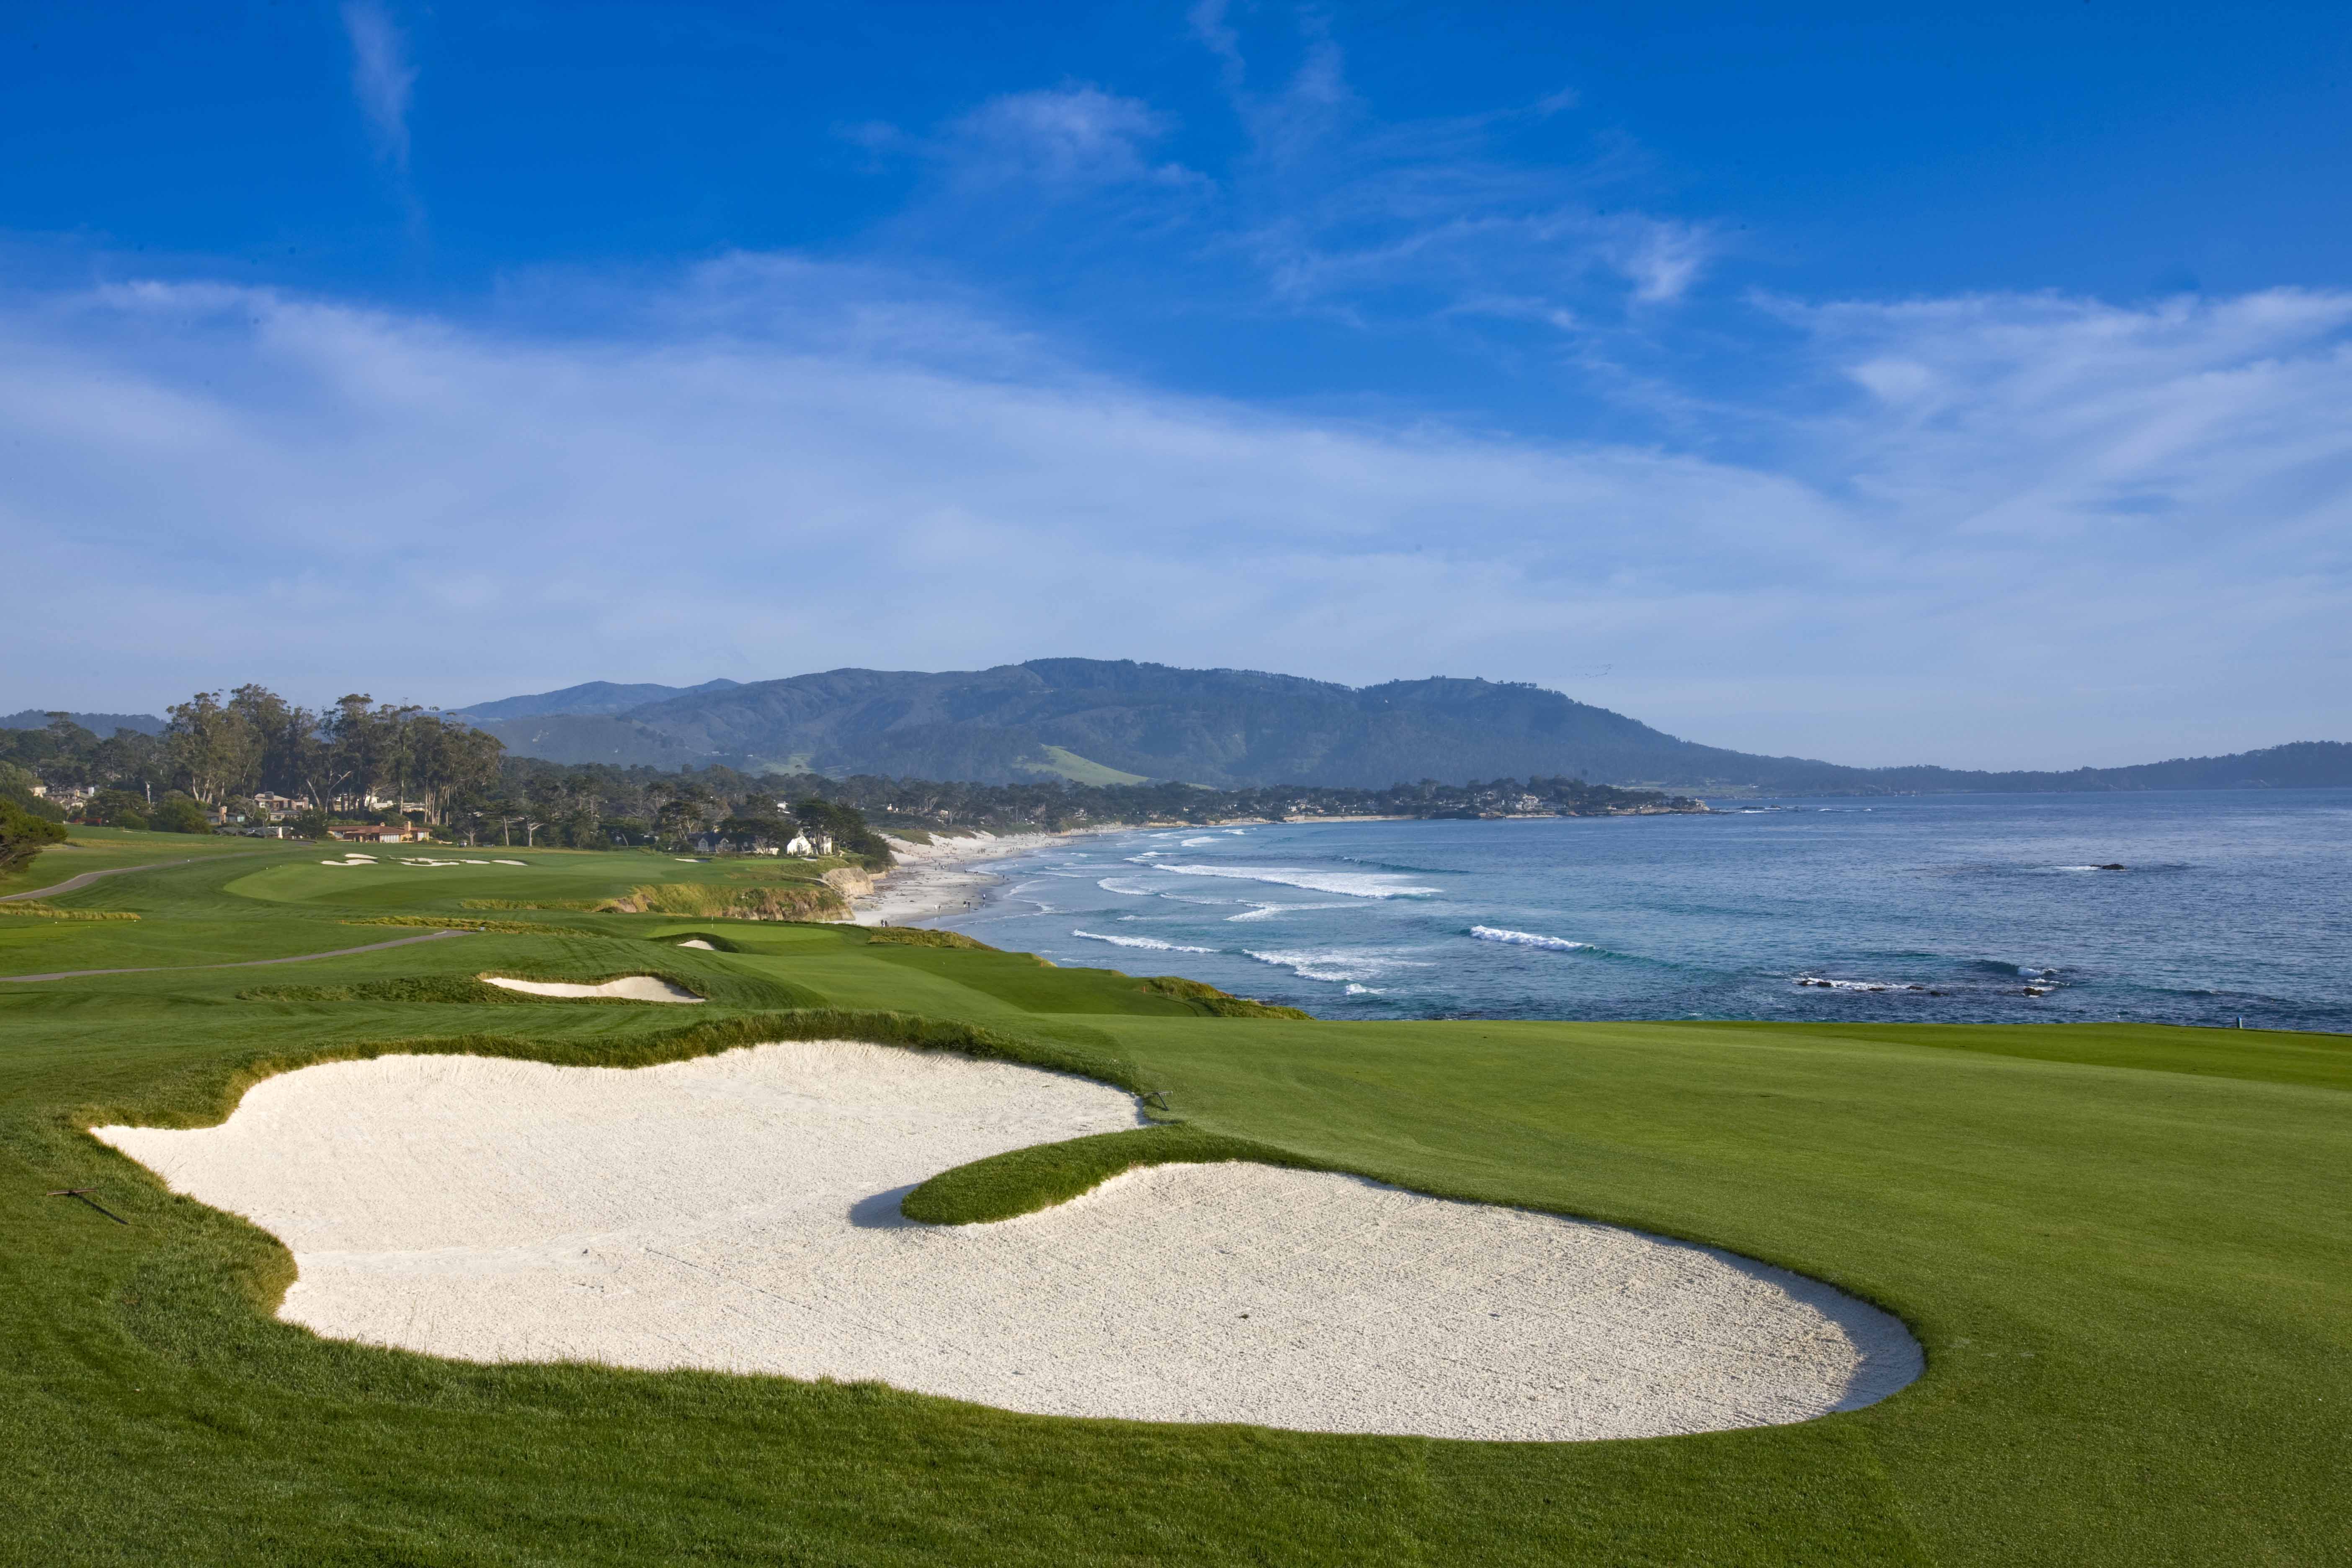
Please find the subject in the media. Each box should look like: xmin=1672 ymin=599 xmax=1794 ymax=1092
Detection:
xmin=149 ymin=795 xmax=211 ymax=834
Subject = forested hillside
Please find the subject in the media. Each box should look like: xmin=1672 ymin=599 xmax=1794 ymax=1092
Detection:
xmin=465 ymin=659 xmax=2352 ymax=795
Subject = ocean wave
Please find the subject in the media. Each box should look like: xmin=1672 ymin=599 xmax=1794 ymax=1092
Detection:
xmin=1157 ymin=864 xmax=1439 ymax=898
xmin=1344 ymin=984 xmax=1386 ymax=996
xmin=1072 ymin=929 xmax=1216 ymax=954
xmin=1227 ymin=901 xmax=1360 ymax=922
xmin=1470 ymin=926 xmax=1592 ymax=953
xmin=1096 ymin=878 xmax=1156 ymax=896
xmin=1181 ymin=836 xmax=1222 ymax=846
xmin=1244 ymin=949 xmax=1432 ymax=983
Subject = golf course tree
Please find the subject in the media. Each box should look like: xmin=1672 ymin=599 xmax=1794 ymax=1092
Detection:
xmin=162 ymin=693 xmax=263 ymax=807
xmin=0 ymin=793 xmax=67 ymax=874
xmin=146 ymin=688 xmax=510 ymax=831
xmin=789 ymin=797 xmax=895 ymax=869
xmin=0 ymin=713 xmax=155 ymax=797
xmin=147 ymin=793 xmax=211 ymax=834
xmin=84 ymin=788 xmax=153 ymax=830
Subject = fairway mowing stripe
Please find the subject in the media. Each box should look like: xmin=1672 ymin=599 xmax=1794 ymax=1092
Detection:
xmin=1 ymin=853 xmax=271 ymax=903
xmin=0 ymin=929 xmax=476 ymax=983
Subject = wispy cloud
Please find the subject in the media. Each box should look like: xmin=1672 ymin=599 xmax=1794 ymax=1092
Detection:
xmin=341 ymin=1 xmax=417 ymax=168
xmin=1193 ymin=10 xmax=1712 ymax=322
xmin=944 ymin=87 xmax=1201 ymax=193
xmin=4 ymin=268 xmax=2346 ymax=767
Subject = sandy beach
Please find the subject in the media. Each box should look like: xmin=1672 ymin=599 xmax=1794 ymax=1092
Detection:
xmin=855 ymin=829 xmax=1105 ymax=925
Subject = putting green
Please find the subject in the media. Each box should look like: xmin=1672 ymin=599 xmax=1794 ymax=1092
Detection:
xmin=1 ymin=836 xmax=2344 ymax=1565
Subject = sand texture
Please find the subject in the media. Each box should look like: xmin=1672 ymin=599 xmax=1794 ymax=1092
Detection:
xmin=481 ymin=976 xmax=702 ymax=1003
xmin=858 ymin=831 xmax=1093 ymax=924
xmin=93 ymin=1043 xmax=1919 ymax=1440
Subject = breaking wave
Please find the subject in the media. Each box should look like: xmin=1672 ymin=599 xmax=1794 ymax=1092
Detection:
xmin=1072 ymin=929 xmax=1216 ymax=954
xmin=1153 ymin=864 xmax=1439 ymax=898
xmin=1244 ymin=949 xmax=1432 ymax=984
xmin=1470 ymin=926 xmax=1593 ymax=953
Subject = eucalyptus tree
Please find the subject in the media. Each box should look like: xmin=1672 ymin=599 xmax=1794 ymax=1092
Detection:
xmin=162 ymin=693 xmax=261 ymax=805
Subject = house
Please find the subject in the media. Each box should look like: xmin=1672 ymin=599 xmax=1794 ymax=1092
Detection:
xmin=329 ymin=823 xmax=431 ymax=844
xmin=255 ymin=793 xmax=304 ymax=821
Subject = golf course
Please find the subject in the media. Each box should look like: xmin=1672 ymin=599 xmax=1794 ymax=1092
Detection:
xmin=3 ymin=830 xmax=2345 ymax=1565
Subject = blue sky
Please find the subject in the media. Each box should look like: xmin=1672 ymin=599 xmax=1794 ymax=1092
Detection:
xmin=4 ymin=1 xmax=2349 ymax=767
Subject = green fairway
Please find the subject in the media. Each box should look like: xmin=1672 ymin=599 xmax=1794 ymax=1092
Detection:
xmin=1 ymin=836 xmax=2345 ymax=1565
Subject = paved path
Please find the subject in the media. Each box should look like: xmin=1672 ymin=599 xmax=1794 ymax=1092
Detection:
xmin=0 ymin=929 xmax=475 ymax=983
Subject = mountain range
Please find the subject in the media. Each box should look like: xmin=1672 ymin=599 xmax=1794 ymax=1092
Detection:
xmin=450 ymin=678 xmax=743 ymax=722
xmin=451 ymin=659 xmax=2352 ymax=796
xmin=1 ymin=709 xmax=168 ymax=737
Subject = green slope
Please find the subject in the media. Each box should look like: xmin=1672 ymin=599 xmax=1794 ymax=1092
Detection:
xmin=0 ymin=835 xmax=2344 ymax=1565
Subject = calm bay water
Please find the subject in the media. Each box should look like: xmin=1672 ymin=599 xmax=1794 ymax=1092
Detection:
xmin=926 ymin=789 xmax=2352 ymax=1031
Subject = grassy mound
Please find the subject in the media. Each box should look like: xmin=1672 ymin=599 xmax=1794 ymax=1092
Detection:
xmin=902 ymin=1124 xmax=1331 ymax=1225
xmin=601 ymin=881 xmax=847 ymax=920
xmin=864 ymin=926 xmax=996 ymax=949
xmin=1141 ymin=974 xmax=1312 ymax=1019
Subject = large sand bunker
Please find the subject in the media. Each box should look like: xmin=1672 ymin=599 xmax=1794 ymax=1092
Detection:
xmin=481 ymin=975 xmax=702 ymax=1003
xmin=93 ymin=1044 xmax=1919 ymax=1440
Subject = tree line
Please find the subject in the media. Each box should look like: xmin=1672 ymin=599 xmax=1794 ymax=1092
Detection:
xmin=4 ymin=691 xmax=1692 ymax=864
xmin=0 ymin=689 xmax=507 ymax=835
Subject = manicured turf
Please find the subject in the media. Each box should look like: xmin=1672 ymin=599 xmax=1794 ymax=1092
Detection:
xmin=1 ymin=837 xmax=2345 ymax=1565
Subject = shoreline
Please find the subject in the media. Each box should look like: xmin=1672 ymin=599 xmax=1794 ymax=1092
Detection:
xmin=853 ymin=828 xmax=1123 ymax=926
xmin=848 ymin=809 xmax=1701 ymax=926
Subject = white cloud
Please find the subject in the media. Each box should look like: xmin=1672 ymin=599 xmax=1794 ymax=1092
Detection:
xmin=341 ymin=1 xmax=416 ymax=168
xmin=1 ymin=269 xmax=2347 ymax=769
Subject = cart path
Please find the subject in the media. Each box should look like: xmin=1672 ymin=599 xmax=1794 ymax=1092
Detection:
xmin=0 ymin=929 xmax=475 ymax=983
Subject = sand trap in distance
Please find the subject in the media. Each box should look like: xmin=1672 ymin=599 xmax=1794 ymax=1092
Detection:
xmin=93 ymin=1043 xmax=1920 ymax=1441
xmin=481 ymin=975 xmax=703 ymax=1003
xmin=674 ymin=939 xmax=717 ymax=950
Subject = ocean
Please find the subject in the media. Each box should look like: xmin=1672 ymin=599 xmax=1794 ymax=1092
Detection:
xmin=923 ymin=789 xmax=2352 ymax=1031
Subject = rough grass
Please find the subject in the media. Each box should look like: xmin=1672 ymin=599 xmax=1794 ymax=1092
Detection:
xmin=342 ymin=914 xmax=569 ymax=934
xmin=603 ymin=880 xmax=848 ymax=920
xmin=0 ymin=834 xmax=2345 ymax=1565
xmin=864 ymin=925 xmax=995 ymax=949
xmin=1141 ymin=973 xmax=1313 ymax=1019
xmin=0 ymin=901 xmax=142 ymax=921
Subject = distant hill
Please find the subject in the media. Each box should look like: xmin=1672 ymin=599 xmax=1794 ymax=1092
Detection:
xmin=459 ymin=658 xmax=2352 ymax=795
xmin=451 ymin=678 xmax=741 ymax=722
xmin=1 ymin=709 xmax=166 ymax=736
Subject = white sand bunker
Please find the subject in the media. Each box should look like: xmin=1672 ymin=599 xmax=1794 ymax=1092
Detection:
xmin=674 ymin=939 xmax=717 ymax=950
xmin=481 ymin=975 xmax=703 ymax=1003
xmin=93 ymin=1044 xmax=1919 ymax=1441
